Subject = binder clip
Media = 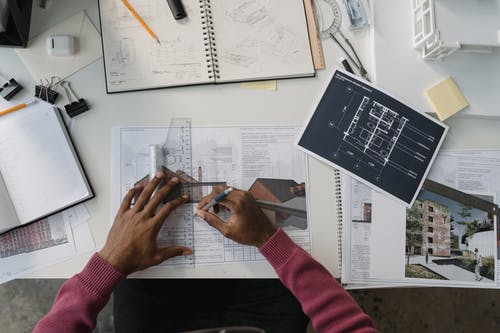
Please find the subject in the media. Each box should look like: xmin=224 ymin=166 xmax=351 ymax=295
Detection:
xmin=0 ymin=73 xmax=23 ymax=100
xmin=61 ymin=81 xmax=89 ymax=118
xmin=35 ymin=77 xmax=60 ymax=104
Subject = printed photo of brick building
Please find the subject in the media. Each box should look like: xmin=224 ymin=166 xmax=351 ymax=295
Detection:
xmin=0 ymin=219 xmax=68 ymax=258
xmin=419 ymin=200 xmax=451 ymax=257
xmin=405 ymin=184 xmax=495 ymax=283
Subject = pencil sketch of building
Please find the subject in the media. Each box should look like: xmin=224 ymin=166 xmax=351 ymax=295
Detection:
xmin=412 ymin=0 xmax=500 ymax=60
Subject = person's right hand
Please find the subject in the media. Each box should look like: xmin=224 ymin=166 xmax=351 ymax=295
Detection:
xmin=196 ymin=186 xmax=277 ymax=248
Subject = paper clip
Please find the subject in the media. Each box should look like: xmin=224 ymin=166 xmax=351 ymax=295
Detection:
xmin=61 ymin=81 xmax=89 ymax=118
xmin=34 ymin=77 xmax=61 ymax=104
xmin=0 ymin=72 xmax=23 ymax=100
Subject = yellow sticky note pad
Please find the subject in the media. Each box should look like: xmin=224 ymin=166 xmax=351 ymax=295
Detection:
xmin=241 ymin=80 xmax=277 ymax=91
xmin=424 ymin=77 xmax=469 ymax=121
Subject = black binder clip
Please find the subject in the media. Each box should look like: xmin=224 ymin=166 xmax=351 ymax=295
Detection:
xmin=61 ymin=81 xmax=89 ymax=118
xmin=35 ymin=78 xmax=60 ymax=104
xmin=0 ymin=72 xmax=23 ymax=100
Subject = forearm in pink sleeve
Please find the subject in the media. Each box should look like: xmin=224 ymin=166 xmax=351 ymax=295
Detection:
xmin=33 ymin=253 xmax=125 ymax=333
xmin=260 ymin=229 xmax=377 ymax=333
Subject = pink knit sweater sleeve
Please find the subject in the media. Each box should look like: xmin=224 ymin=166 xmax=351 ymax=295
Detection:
xmin=33 ymin=253 xmax=125 ymax=333
xmin=260 ymin=228 xmax=377 ymax=333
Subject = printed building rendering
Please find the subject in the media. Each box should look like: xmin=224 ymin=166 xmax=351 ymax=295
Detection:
xmin=418 ymin=200 xmax=451 ymax=257
xmin=0 ymin=220 xmax=68 ymax=258
xmin=248 ymin=178 xmax=307 ymax=230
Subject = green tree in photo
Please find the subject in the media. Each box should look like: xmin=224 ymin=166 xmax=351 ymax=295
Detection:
xmin=456 ymin=205 xmax=493 ymax=238
xmin=406 ymin=202 xmax=424 ymax=265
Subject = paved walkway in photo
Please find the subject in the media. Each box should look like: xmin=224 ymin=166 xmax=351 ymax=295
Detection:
xmin=409 ymin=255 xmax=494 ymax=283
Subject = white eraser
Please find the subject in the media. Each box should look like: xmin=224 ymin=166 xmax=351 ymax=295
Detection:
xmin=47 ymin=35 xmax=76 ymax=57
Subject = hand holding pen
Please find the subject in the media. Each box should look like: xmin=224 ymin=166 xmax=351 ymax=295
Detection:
xmin=201 ymin=187 xmax=233 ymax=211
xmin=196 ymin=186 xmax=277 ymax=248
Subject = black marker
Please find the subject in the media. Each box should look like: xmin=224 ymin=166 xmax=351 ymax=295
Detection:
xmin=340 ymin=57 xmax=355 ymax=75
xmin=167 ymin=0 xmax=187 ymax=20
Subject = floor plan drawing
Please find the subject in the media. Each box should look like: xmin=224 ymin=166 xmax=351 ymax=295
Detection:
xmin=331 ymin=93 xmax=436 ymax=183
xmin=298 ymin=70 xmax=448 ymax=206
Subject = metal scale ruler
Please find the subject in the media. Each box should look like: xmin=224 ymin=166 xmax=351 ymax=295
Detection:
xmin=149 ymin=118 xmax=195 ymax=266
xmin=162 ymin=118 xmax=194 ymax=198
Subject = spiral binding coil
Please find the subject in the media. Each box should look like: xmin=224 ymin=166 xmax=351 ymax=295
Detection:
xmin=333 ymin=168 xmax=343 ymax=273
xmin=199 ymin=0 xmax=219 ymax=80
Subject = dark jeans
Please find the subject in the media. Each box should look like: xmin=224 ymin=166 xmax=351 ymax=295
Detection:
xmin=113 ymin=279 xmax=309 ymax=333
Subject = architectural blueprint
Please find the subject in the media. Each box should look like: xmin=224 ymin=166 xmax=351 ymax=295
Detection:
xmin=111 ymin=126 xmax=312 ymax=267
xmin=298 ymin=70 xmax=447 ymax=206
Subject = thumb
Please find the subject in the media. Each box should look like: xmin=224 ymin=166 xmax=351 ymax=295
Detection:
xmin=158 ymin=246 xmax=193 ymax=262
xmin=196 ymin=210 xmax=229 ymax=235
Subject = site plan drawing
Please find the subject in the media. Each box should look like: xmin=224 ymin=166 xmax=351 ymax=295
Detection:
xmin=298 ymin=70 xmax=448 ymax=206
xmin=111 ymin=126 xmax=311 ymax=269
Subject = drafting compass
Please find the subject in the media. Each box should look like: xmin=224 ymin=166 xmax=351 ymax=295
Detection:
xmin=314 ymin=0 xmax=370 ymax=81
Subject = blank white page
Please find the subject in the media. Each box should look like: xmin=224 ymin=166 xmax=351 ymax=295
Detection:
xmin=0 ymin=173 xmax=19 ymax=232
xmin=0 ymin=102 xmax=91 ymax=223
xmin=212 ymin=0 xmax=315 ymax=82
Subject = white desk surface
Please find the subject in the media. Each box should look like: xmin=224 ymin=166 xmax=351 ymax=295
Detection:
xmin=1 ymin=0 xmax=499 ymax=279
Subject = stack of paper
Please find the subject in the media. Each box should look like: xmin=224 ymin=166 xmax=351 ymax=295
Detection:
xmin=340 ymin=150 xmax=500 ymax=289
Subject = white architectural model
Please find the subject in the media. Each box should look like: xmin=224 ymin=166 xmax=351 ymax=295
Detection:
xmin=412 ymin=0 xmax=500 ymax=60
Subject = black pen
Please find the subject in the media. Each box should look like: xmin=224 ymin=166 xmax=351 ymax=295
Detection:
xmin=167 ymin=0 xmax=187 ymax=20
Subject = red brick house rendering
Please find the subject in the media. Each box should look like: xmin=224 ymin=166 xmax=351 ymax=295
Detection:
xmin=135 ymin=166 xmax=225 ymax=203
xmin=248 ymin=178 xmax=307 ymax=230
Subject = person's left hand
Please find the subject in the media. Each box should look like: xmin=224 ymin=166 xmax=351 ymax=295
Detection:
xmin=99 ymin=172 xmax=193 ymax=275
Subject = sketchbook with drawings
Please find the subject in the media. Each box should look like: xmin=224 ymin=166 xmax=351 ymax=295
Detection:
xmin=98 ymin=0 xmax=315 ymax=93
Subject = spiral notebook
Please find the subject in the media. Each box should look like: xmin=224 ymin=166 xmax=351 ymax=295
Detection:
xmin=333 ymin=168 xmax=344 ymax=276
xmin=98 ymin=0 xmax=315 ymax=93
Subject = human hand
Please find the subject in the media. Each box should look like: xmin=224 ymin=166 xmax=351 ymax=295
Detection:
xmin=99 ymin=172 xmax=193 ymax=275
xmin=196 ymin=186 xmax=277 ymax=248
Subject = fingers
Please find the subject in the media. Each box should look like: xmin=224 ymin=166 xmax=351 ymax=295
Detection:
xmin=118 ymin=186 xmax=143 ymax=215
xmin=196 ymin=210 xmax=230 ymax=236
xmin=153 ymin=195 xmax=189 ymax=227
xmin=196 ymin=194 xmax=214 ymax=210
xmin=144 ymin=177 xmax=179 ymax=215
xmin=134 ymin=172 xmax=164 ymax=211
xmin=217 ymin=200 xmax=237 ymax=212
xmin=197 ymin=185 xmax=243 ymax=210
xmin=196 ymin=187 xmax=221 ymax=210
xmin=156 ymin=246 xmax=193 ymax=263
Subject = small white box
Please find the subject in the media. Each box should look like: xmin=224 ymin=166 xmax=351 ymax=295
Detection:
xmin=47 ymin=35 xmax=76 ymax=57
